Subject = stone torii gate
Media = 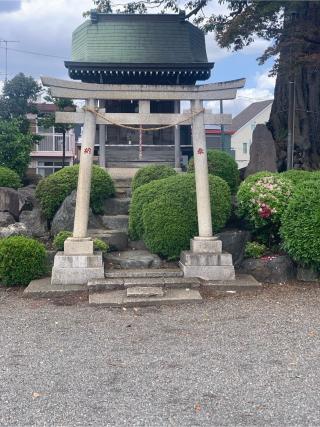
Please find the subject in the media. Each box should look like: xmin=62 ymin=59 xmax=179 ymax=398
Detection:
xmin=41 ymin=76 xmax=245 ymax=285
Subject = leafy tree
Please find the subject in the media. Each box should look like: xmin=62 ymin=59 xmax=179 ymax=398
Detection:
xmin=84 ymin=0 xmax=320 ymax=169
xmin=0 ymin=73 xmax=41 ymax=119
xmin=0 ymin=119 xmax=37 ymax=177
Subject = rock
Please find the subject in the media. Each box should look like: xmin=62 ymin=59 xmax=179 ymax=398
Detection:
xmin=297 ymin=266 xmax=319 ymax=282
xmin=20 ymin=208 xmax=48 ymax=237
xmin=240 ymin=255 xmax=296 ymax=283
xmin=51 ymin=191 xmax=103 ymax=236
xmin=128 ymin=240 xmax=147 ymax=250
xmin=0 ymin=187 xmax=19 ymax=220
xmin=105 ymin=250 xmax=161 ymax=269
xmin=216 ymin=229 xmax=251 ymax=267
xmin=244 ymin=124 xmax=277 ymax=178
xmin=0 ymin=223 xmax=29 ymax=238
xmin=46 ymin=250 xmax=57 ymax=270
xmin=89 ymin=229 xmax=128 ymax=252
xmin=0 ymin=212 xmax=15 ymax=227
xmin=18 ymin=185 xmax=38 ymax=212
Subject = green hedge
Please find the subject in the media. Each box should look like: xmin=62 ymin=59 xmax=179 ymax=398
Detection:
xmin=36 ymin=165 xmax=115 ymax=220
xmin=132 ymin=165 xmax=177 ymax=192
xmin=0 ymin=166 xmax=22 ymax=189
xmin=280 ymin=169 xmax=320 ymax=185
xmin=280 ymin=180 xmax=320 ymax=269
xmin=129 ymin=173 xmax=231 ymax=259
xmin=188 ymin=149 xmax=239 ymax=193
xmin=0 ymin=236 xmax=47 ymax=286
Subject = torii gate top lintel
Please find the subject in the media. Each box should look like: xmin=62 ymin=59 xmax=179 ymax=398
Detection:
xmin=40 ymin=76 xmax=246 ymax=101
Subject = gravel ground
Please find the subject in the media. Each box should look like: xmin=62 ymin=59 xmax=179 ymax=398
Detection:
xmin=1 ymin=283 xmax=320 ymax=426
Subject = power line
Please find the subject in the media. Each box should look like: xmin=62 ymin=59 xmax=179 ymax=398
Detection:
xmin=0 ymin=39 xmax=19 ymax=82
xmin=0 ymin=46 xmax=68 ymax=60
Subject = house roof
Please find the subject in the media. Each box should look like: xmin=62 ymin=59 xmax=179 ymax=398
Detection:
xmin=66 ymin=11 xmax=213 ymax=84
xmin=228 ymin=99 xmax=273 ymax=132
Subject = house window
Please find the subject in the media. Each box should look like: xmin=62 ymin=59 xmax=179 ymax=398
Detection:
xmin=37 ymin=160 xmax=70 ymax=177
xmin=243 ymin=143 xmax=248 ymax=154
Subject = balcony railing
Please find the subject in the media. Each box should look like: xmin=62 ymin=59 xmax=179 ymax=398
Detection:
xmin=36 ymin=134 xmax=70 ymax=152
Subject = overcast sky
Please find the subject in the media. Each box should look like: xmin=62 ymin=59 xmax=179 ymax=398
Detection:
xmin=0 ymin=0 xmax=275 ymax=115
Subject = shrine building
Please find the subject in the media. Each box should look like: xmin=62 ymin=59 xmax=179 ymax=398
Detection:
xmin=65 ymin=11 xmax=216 ymax=168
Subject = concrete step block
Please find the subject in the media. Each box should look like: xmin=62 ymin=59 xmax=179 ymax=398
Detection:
xmin=180 ymin=251 xmax=233 ymax=266
xmin=103 ymin=197 xmax=131 ymax=215
xmin=180 ymin=262 xmax=236 ymax=281
xmin=124 ymin=277 xmax=164 ymax=288
xmin=89 ymin=288 xmax=202 ymax=307
xmin=201 ymin=274 xmax=262 ymax=292
xmin=126 ymin=286 xmax=164 ymax=298
xmin=105 ymin=268 xmax=183 ymax=279
xmin=53 ymin=252 xmax=103 ymax=268
xmin=87 ymin=278 xmax=124 ymax=293
xmin=51 ymin=266 xmax=105 ymax=285
xmin=163 ymin=277 xmax=200 ymax=289
xmin=101 ymin=215 xmax=128 ymax=232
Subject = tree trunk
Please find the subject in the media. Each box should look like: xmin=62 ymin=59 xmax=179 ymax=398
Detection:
xmin=269 ymin=2 xmax=320 ymax=170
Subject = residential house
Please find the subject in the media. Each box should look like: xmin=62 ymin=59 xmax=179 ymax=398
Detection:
xmin=228 ymin=100 xmax=273 ymax=168
xmin=28 ymin=103 xmax=76 ymax=176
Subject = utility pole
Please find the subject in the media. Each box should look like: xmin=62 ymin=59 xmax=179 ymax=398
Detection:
xmin=0 ymin=39 xmax=19 ymax=82
xmin=286 ymin=11 xmax=297 ymax=170
xmin=220 ymin=99 xmax=225 ymax=151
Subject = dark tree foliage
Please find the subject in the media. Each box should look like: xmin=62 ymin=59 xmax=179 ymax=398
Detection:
xmin=0 ymin=73 xmax=41 ymax=119
xmin=84 ymin=0 xmax=320 ymax=169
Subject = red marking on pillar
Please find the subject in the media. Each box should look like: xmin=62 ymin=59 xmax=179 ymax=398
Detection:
xmin=197 ymin=148 xmax=204 ymax=155
xmin=84 ymin=147 xmax=92 ymax=154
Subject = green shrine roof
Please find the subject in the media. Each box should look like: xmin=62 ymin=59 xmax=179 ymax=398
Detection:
xmin=66 ymin=11 xmax=213 ymax=85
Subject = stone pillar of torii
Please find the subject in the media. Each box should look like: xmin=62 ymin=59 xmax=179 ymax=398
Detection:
xmin=41 ymin=77 xmax=245 ymax=285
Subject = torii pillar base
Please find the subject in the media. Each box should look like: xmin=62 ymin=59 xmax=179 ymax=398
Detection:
xmin=179 ymin=237 xmax=235 ymax=281
xmin=51 ymin=238 xmax=104 ymax=286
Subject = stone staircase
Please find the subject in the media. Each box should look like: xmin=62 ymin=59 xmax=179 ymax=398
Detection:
xmin=88 ymin=269 xmax=202 ymax=307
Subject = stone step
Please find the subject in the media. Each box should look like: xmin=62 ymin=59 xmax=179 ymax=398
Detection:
xmin=89 ymin=229 xmax=128 ymax=252
xmin=201 ymin=274 xmax=262 ymax=293
xmin=105 ymin=268 xmax=183 ymax=279
xmin=180 ymin=251 xmax=233 ymax=266
xmin=87 ymin=275 xmax=200 ymax=293
xmin=115 ymin=187 xmax=132 ymax=198
xmin=101 ymin=215 xmax=128 ymax=232
xmin=89 ymin=288 xmax=202 ymax=307
xmin=105 ymin=250 xmax=161 ymax=269
xmin=126 ymin=286 xmax=164 ymax=298
xmin=103 ymin=197 xmax=131 ymax=215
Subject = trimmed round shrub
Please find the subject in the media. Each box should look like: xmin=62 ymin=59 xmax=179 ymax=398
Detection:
xmin=0 ymin=236 xmax=47 ymax=286
xmin=237 ymin=172 xmax=293 ymax=230
xmin=53 ymin=230 xmax=109 ymax=252
xmin=281 ymin=169 xmax=320 ymax=186
xmin=36 ymin=165 xmax=115 ymax=220
xmin=129 ymin=173 xmax=231 ymax=258
xmin=0 ymin=166 xmax=22 ymax=189
xmin=132 ymin=165 xmax=177 ymax=192
xmin=188 ymin=149 xmax=239 ymax=193
xmin=280 ymin=180 xmax=320 ymax=269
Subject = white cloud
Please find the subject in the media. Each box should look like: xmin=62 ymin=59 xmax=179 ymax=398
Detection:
xmin=206 ymin=69 xmax=275 ymax=117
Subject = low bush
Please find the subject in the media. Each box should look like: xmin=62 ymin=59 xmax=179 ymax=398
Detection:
xmin=0 ymin=236 xmax=47 ymax=286
xmin=237 ymin=172 xmax=293 ymax=244
xmin=132 ymin=165 xmax=177 ymax=192
xmin=245 ymin=241 xmax=267 ymax=259
xmin=188 ymin=149 xmax=239 ymax=193
xmin=53 ymin=231 xmax=109 ymax=252
xmin=280 ymin=169 xmax=320 ymax=186
xmin=280 ymin=180 xmax=320 ymax=269
xmin=129 ymin=173 xmax=231 ymax=259
xmin=0 ymin=166 xmax=22 ymax=189
xmin=36 ymin=165 xmax=115 ymax=220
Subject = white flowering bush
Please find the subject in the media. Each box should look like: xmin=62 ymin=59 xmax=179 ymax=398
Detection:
xmin=237 ymin=172 xmax=293 ymax=233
